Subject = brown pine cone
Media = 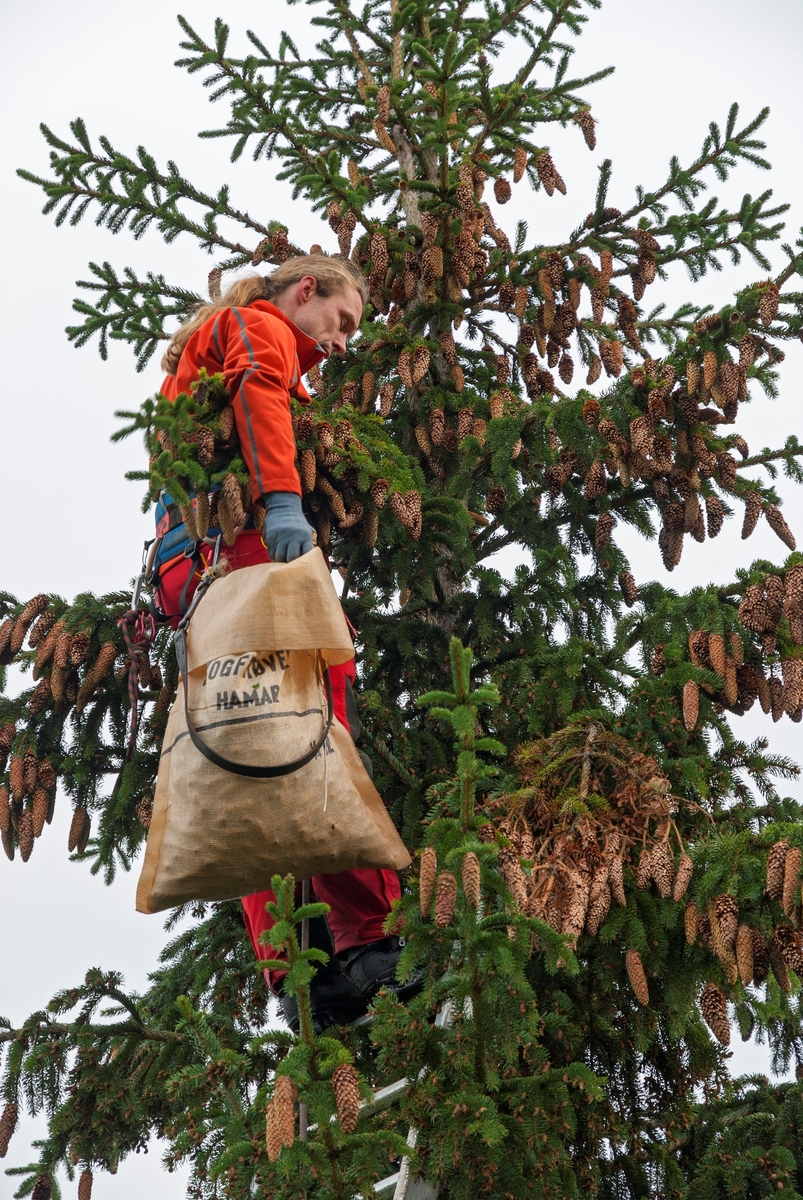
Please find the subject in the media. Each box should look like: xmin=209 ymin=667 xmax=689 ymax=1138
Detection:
xmin=535 ymin=151 xmax=559 ymax=196
xmin=0 ymin=1100 xmax=18 ymax=1157
xmin=595 ymin=511 xmax=614 ymax=554
xmin=625 ymin=949 xmax=649 ymax=1006
xmin=273 ymin=1074 xmax=297 ymax=1147
xmin=685 ymin=901 xmax=700 ymax=945
xmin=300 ymin=450 xmax=317 ymax=494
xmin=265 ymin=1100 xmax=282 ymax=1163
xmin=585 ymin=877 xmax=611 ymax=937
xmin=435 ymin=871 xmax=458 ymax=928
xmin=68 ymin=807 xmax=90 ymax=854
xmin=27 ymin=611 xmax=55 ymax=649
xmin=461 ymin=851 xmax=481 ymax=909
xmin=741 ymin=491 xmax=762 ymax=540
xmin=773 ymin=925 xmax=803 ymax=975
xmin=397 ymin=350 xmax=413 ymax=388
xmin=715 ymin=895 xmax=739 ymax=951
xmin=136 ymin=796 xmax=153 ymax=829
xmin=765 ymin=505 xmax=796 ymax=552
xmin=428 ymin=407 xmax=446 ymax=447
xmin=494 ymin=177 xmax=512 ymax=204
xmin=420 ymin=846 xmax=437 ymax=917
xmin=513 ymin=146 xmax=528 ymax=181
xmin=370 ymin=478 xmax=389 ymax=509
xmin=378 ymin=383 xmax=394 ymax=418
xmin=23 ymin=750 xmax=38 ymax=797
xmin=575 ymin=109 xmax=596 ymax=150
xmin=38 ymin=760 xmax=56 ymax=791
xmin=758 ymin=281 xmax=779 ymax=327
xmin=9 ymin=756 xmax=24 ymax=802
xmin=706 ymin=633 xmax=725 ymax=678
xmin=702 ymin=349 xmax=718 ymax=390
xmin=682 ymin=680 xmax=699 ymax=731
xmin=650 ymin=843 xmax=673 ymax=899
xmin=599 ymin=340 xmax=623 ymax=377
xmin=0 ymin=725 xmax=15 ymax=756
xmin=221 ymin=473 xmax=246 ymax=529
xmin=609 ymin=855 xmax=626 ymax=907
xmin=18 ymin=810 xmax=34 ymax=862
xmin=688 ymin=630 xmax=710 ymax=669
xmin=705 ymin=495 xmax=724 ymax=538
xmin=586 ymin=355 xmax=603 ymax=384
xmin=581 ymin=398 xmax=601 ymax=428
xmin=499 ymin=848 xmax=528 ymax=912
xmin=751 ymin=927 xmax=770 ymax=985
xmin=78 ymin=1169 xmax=93 ymax=1200
xmin=32 ymin=789 xmax=49 ymax=839
xmin=486 ymin=486 xmax=506 ymax=514
xmin=29 ymin=677 xmax=51 ymax=717
xmin=735 ymin=924 xmax=754 ymax=985
xmin=584 ymin=461 xmax=607 ymax=500
xmin=650 ymin=644 xmax=666 ymax=676
xmin=33 ymin=621 xmax=64 ymax=678
xmin=618 ymin=572 xmax=639 ymax=607
xmin=332 ymin=1063 xmax=361 ymax=1134
xmin=769 ymin=937 xmax=791 ymax=993
xmin=0 ymin=786 xmax=9 ymax=836
xmin=700 ymin=983 xmax=729 ymax=1045
xmin=782 ymin=658 xmax=803 ymax=715
xmin=69 ymin=632 xmax=91 ymax=666
xmin=782 ymin=845 xmax=802 ymax=917
xmin=31 ymin=1176 xmax=52 ymax=1200
xmin=635 ymin=848 xmax=653 ymax=891
xmin=673 ymin=853 xmax=693 ymax=902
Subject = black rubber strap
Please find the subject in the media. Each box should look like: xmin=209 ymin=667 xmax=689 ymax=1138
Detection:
xmin=173 ymin=628 xmax=334 ymax=778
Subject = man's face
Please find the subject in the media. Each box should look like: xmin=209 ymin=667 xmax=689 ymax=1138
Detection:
xmin=275 ymin=276 xmax=363 ymax=356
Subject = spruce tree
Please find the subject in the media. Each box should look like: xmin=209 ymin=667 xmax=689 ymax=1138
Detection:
xmin=4 ymin=2 xmax=803 ymax=1197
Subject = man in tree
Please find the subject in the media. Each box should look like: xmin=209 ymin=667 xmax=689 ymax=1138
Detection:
xmin=155 ymin=254 xmax=418 ymax=1033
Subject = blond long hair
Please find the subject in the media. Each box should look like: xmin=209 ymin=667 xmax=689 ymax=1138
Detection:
xmin=161 ymin=254 xmax=368 ymax=375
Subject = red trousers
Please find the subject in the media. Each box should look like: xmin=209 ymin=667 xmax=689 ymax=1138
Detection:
xmin=155 ymin=530 xmax=401 ymax=990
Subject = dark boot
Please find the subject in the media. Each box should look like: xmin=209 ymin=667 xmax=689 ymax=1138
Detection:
xmin=338 ymin=936 xmax=423 ymax=1003
xmin=277 ymin=913 xmax=367 ymax=1034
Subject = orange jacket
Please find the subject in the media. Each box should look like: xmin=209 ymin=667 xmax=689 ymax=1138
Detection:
xmin=160 ymin=300 xmax=325 ymax=501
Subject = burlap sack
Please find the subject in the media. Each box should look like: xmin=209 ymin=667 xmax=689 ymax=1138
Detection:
xmin=136 ymin=550 xmax=410 ymax=913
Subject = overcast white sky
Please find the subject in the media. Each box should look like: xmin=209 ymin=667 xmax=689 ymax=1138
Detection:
xmin=2 ymin=1 xmax=803 ymax=1195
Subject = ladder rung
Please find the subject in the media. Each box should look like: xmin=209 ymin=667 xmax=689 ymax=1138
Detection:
xmin=374 ymin=1170 xmax=401 ymax=1196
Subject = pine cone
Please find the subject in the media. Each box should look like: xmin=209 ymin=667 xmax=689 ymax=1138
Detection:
xmin=750 ymin=927 xmax=770 ymax=985
xmin=0 ymin=1100 xmax=18 ymax=1158
xmin=618 ymin=572 xmax=639 ymax=607
xmin=705 ymin=633 xmax=725 ymax=678
xmin=733 ymin=924 xmax=754 ymax=986
xmin=265 ymin=1099 xmax=282 ymax=1163
xmin=715 ymin=895 xmax=739 ymax=952
xmin=625 ymin=949 xmax=649 ymax=1006
xmin=575 ymin=109 xmax=596 ymax=149
xmin=332 ymin=1063 xmax=361 ymax=1134
xmin=494 ymin=177 xmax=512 ymax=204
xmin=36 ymin=762 xmax=55 ymax=794
xmin=31 ymin=789 xmax=49 ymax=839
xmin=69 ymin=632 xmax=91 ymax=666
xmin=370 ymin=479 xmax=389 ymax=510
xmin=513 ymin=146 xmax=528 ymax=181
xmin=22 ymin=750 xmax=38 ymax=797
xmin=782 ymin=845 xmax=802 ymax=917
xmin=28 ymin=677 xmax=51 ymax=717
xmin=700 ymin=983 xmax=729 ymax=1045
xmin=68 ymin=807 xmax=90 ymax=854
xmin=599 ymin=340 xmax=623 ymax=377
xmin=435 ymin=871 xmax=458 ymax=927
xmin=773 ymin=925 xmax=803 ymax=975
xmin=685 ymin=901 xmax=700 ymax=945
xmin=758 ymin=281 xmax=779 ymax=327
xmin=426 ymin=409 xmax=445 ymax=449
xmin=595 ymin=511 xmax=614 ymax=554
xmin=9 ymin=756 xmax=24 ymax=802
xmin=585 ymin=873 xmax=611 ymax=936
xmin=486 ymin=486 xmax=506 ymax=514
xmin=584 ymin=461 xmax=606 ymax=500
xmin=650 ymin=644 xmax=666 ymax=676
xmin=705 ymin=495 xmax=724 ymax=538
xmin=672 ymin=853 xmax=693 ymax=902
xmin=682 ymin=680 xmax=699 ymax=731
xmin=782 ymin=658 xmax=803 ymax=715
xmin=609 ymin=855 xmax=626 ymax=907
xmin=650 ymin=843 xmax=673 ymax=899
xmin=763 ymin=503 xmax=796 ymax=552
xmin=636 ymin=848 xmax=652 ymax=891
xmin=420 ymin=846 xmax=437 ymax=917
xmin=461 ymin=852 xmax=481 ymax=909
xmin=78 ymin=1169 xmax=93 ymax=1200
xmin=769 ymin=937 xmax=792 ymax=993
xmin=300 ymin=450 xmax=317 ymax=494
xmin=27 ymin=611 xmax=55 ymax=649
xmin=31 ymin=1176 xmax=52 ymax=1200
xmin=136 ymin=797 xmax=153 ymax=829
xmin=18 ymin=810 xmax=34 ymax=862
xmin=273 ymin=1074 xmax=297 ymax=1147
xmin=499 ymin=849 xmax=528 ymax=912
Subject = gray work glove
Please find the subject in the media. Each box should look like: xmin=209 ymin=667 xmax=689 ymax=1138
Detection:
xmin=262 ymin=491 xmax=314 ymax=562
